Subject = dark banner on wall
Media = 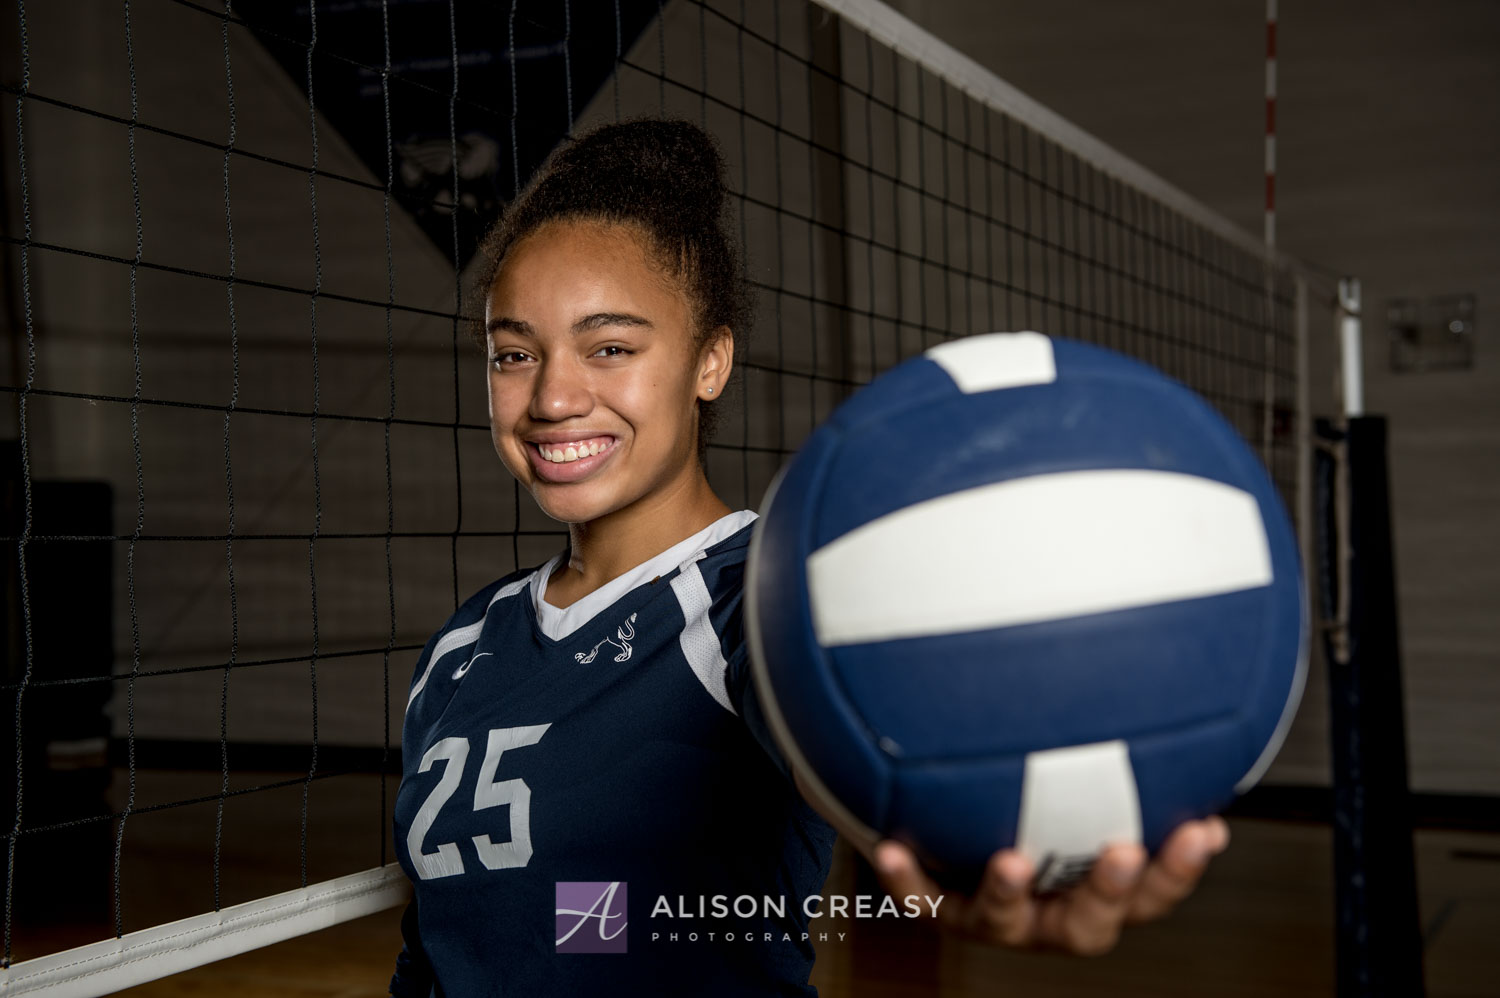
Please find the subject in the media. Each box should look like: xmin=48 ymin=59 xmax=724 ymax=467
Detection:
xmin=234 ymin=0 xmax=663 ymax=268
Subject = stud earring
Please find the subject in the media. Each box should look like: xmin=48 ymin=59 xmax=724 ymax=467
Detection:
xmin=706 ymin=387 xmax=714 ymax=394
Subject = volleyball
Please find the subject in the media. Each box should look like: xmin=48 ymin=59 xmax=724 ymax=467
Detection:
xmin=745 ymin=331 xmax=1308 ymax=891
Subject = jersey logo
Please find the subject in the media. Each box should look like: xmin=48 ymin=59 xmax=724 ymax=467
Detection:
xmin=452 ymin=651 xmax=493 ymax=680
xmin=575 ymin=612 xmax=638 ymax=664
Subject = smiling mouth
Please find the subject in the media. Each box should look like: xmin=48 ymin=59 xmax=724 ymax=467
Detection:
xmin=531 ymin=436 xmax=616 ymax=464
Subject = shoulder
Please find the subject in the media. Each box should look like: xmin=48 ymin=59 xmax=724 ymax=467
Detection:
xmin=455 ymin=564 xmax=538 ymax=626
xmin=673 ymin=513 xmax=756 ymax=638
xmin=664 ymin=515 xmax=758 ymax=705
xmin=689 ymin=510 xmax=757 ymax=596
xmin=404 ymin=563 xmax=541 ymax=708
xmin=438 ymin=563 xmax=538 ymax=647
xmin=688 ymin=516 xmax=803 ymax=784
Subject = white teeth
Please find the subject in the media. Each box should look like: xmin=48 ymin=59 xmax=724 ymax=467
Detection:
xmin=538 ymin=439 xmax=610 ymax=464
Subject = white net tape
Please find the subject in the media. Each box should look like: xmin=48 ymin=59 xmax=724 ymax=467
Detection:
xmin=0 ymin=865 xmax=408 ymax=997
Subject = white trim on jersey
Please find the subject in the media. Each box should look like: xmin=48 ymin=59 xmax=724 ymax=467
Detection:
xmin=407 ymin=510 xmax=758 ymax=713
xmin=531 ymin=508 xmax=758 ymax=642
xmin=407 ymin=575 xmax=531 ymax=707
xmin=670 ymin=555 xmax=737 ymax=715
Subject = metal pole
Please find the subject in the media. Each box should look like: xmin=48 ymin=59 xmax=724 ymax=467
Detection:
xmin=1339 ymin=277 xmax=1364 ymax=418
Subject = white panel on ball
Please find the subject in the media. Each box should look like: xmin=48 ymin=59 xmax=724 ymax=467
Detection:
xmin=1017 ymin=740 xmax=1143 ymax=893
xmin=806 ymin=469 xmax=1274 ymax=647
xmin=923 ymin=330 xmax=1057 ymax=392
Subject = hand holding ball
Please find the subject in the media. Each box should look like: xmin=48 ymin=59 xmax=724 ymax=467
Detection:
xmin=745 ymin=332 xmax=1306 ymax=893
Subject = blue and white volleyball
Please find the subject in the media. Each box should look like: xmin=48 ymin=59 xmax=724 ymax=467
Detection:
xmin=745 ymin=331 xmax=1307 ymax=890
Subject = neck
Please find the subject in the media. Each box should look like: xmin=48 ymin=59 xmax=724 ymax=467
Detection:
xmin=557 ymin=462 xmax=733 ymax=595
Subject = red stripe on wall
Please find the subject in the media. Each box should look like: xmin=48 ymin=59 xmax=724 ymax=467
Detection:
xmin=1267 ymin=22 xmax=1277 ymax=59
xmin=1266 ymin=98 xmax=1276 ymax=135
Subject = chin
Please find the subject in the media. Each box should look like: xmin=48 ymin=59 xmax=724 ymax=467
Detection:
xmin=530 ymin=485 xmax=622 ymax=526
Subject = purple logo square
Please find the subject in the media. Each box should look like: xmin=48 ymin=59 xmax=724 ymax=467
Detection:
xmin=555 ymin=881 xmax=628 ymax=953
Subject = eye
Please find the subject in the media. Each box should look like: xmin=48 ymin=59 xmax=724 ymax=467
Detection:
xmin=491 ymin=350 xmax=531 ymax=367
xmin=593 ymin=345 xmax=632 ymax=358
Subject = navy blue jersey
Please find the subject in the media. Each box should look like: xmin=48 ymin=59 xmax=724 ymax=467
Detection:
xmin=390 ymin=512 xmax=838 ymax=997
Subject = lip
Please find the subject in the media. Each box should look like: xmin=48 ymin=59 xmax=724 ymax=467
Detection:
xmin=524 ymin=436 xmax=619 ymax=483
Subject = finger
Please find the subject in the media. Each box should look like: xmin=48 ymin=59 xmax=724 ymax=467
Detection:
xmin=967 ymin=849 xmax=1038 ymax=946
xmin=1036 ymin=843 xmax=1145 ymax=956
xmin=1208 ymin=815 xmax=1231 ymax=853
xmin=872 ymin=841 xmax=955 ymax=930
xmin=1125 ymin=819 xmax=1220 ymax=924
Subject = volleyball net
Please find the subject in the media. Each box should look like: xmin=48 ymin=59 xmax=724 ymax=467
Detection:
xmin=0 ymin=0 xmax=1323 ymax=992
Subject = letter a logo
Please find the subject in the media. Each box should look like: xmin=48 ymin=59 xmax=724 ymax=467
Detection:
xmin=555 ymin=881 xmax=628 ymax=953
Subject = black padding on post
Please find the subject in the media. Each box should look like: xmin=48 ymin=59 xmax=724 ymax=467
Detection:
xmin=1318 ymin=415 xmax=1426 ymax=998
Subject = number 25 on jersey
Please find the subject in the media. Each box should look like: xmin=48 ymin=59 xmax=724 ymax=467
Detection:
xmin=406 ymin=723 xmax=552 ymax=880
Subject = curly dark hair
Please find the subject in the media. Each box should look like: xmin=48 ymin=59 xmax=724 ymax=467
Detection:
xmin=471 ymin=117 xmax=752 ymax=467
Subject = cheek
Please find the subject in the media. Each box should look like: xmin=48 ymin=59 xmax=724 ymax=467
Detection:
xmin=618 ymin=363 xmax=690 ymax=427
xmin=487 ymin=374 xmax=525 ymax=429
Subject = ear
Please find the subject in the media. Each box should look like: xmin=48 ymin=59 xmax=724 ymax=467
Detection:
xmin=697 ymin=325 xmax=735 ymax=401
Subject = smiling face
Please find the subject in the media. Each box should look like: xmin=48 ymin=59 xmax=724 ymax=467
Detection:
xmin=484 ymin=218 xmax=730 ymax=525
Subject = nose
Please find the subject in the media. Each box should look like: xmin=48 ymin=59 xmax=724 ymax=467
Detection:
xmin=528 ymin=354 xmax=594 ymax=422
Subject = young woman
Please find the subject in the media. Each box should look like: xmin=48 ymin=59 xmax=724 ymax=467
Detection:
xmin=389 ymin=118 xmax=1228 ymax=997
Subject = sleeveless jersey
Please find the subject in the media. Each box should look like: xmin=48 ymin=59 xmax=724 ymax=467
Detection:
xmin=389 ymin=511 xmax=838 ymax=997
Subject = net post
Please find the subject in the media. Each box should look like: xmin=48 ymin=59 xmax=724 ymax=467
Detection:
xmin=1318 ymin=273 xmax=1426 ymax=997
xmin=1327 ymin=415 xmax=1427 ymax=998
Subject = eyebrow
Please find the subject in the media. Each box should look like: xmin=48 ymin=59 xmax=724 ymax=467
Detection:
xmin=486 ymin=312 xmax=653 ymax=336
